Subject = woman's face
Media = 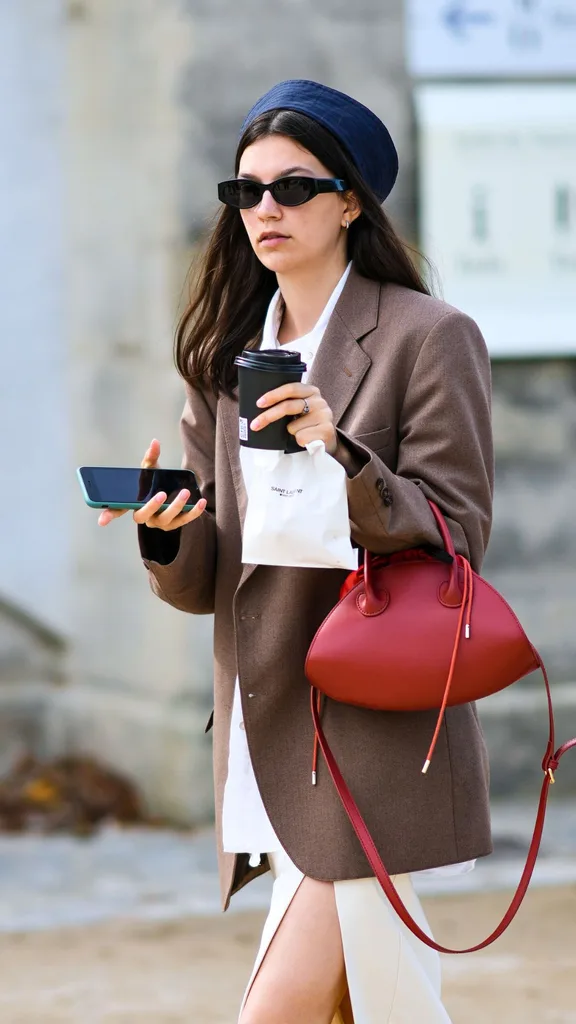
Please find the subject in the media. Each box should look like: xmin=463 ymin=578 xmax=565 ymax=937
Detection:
xmin=237 ymin=134 xmax=356 ymax=275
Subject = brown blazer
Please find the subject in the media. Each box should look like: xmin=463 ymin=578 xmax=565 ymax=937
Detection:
xmin=139 ymin=266 xmax=494 ymax=911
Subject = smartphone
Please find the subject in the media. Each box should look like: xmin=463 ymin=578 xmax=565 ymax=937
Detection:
xmin=76 ymin=466 xmax=203 ymax=512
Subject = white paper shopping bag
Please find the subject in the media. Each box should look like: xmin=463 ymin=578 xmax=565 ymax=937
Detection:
xmin=240 ymin=440 xmax=357 ymax=569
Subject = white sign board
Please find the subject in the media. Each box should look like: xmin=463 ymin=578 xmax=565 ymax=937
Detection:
xmin=415 ymin=85 xmax=576 ymax=357
xmin=407 ymin=0 xmax=576 ymax=77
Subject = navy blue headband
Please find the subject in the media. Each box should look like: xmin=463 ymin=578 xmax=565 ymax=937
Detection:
xmin=240 ymin=79 xmax=398 ymax=204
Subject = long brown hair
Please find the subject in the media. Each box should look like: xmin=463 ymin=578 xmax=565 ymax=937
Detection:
xmin=175 ymin=109 xmax=430 ymax=397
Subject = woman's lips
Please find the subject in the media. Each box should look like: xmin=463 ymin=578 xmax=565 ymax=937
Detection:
xmin=259 ymin=234 xmax=290 ymax=247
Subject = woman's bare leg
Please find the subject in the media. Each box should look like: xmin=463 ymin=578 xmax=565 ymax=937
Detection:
xmin=338 ymin=987 xmax=355 ymax=1024
xmin=239 ymin=875 xmax=349 ymax=1024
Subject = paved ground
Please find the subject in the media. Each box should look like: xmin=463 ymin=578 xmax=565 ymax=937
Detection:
xmin=1 ymin=800 xmax=576 ymax=932
xmin=0 ymin=886 xmax=575 ymax=1022
xmin=0 ymin=800 xmax=574 ymax=1021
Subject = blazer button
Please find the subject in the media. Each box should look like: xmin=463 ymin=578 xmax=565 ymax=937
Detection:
xmin=375 ymin=478 xmax=393 ymax=506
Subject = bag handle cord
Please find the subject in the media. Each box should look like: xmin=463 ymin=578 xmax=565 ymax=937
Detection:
xmin=311 ymin=670 xmax=575 ymax=954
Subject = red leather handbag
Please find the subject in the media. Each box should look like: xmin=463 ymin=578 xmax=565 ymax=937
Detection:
xmin=305 ymin=500 xmax=576 ymax=954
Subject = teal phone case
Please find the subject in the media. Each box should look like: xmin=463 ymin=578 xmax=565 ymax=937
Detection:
xmin=76 ymin=467 xmax=198 ymax=512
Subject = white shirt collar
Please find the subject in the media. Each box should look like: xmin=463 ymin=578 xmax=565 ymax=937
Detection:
xmin=261 ymin=262 xmax=352 ymax=375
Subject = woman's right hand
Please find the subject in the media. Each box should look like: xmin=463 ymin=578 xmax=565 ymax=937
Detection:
xmin=97 ymin=438 xmax=207 ymax=530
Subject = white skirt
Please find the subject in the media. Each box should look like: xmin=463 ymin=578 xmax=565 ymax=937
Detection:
xmin=239 ymin=846 xmax=453 ymax=1024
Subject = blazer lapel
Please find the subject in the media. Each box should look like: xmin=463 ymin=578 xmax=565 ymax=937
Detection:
xmin=219 ymin=386 xmax=248 ymax=530
xmin=305 ymin=265 xmax=377 ymax=422
xmin=219 ymin=389 xmax=258 ymax=590
xmin=221 ymin=266 xmax=381 ymax=590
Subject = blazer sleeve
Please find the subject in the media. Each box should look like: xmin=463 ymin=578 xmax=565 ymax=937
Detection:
xmin=138 ymin=382 xmax=217 ymax=614
xmin=332 ymin=311 xmax=494 ymax=572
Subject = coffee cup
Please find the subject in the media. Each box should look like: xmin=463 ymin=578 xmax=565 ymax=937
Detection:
xmin=235 ymin=348 xmax=307 ymax=451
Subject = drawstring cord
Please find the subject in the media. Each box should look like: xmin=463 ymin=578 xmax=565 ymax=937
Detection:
xmin=310 ymin=554 xmax=475 ymax=783
xmin=422 ymin=555 xmax=474 ymax=773
xmin=311 ymin=688 xmax=323 ymax=784
xmin=464 ymin=555 xmax=474 ymax=639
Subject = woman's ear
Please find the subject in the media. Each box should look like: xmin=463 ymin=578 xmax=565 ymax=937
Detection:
xmin=343 ymin=191 xmax=362 ymax=225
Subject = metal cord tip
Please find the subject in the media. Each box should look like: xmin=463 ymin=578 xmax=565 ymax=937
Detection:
xmin=422 ymin=760 xmax=431 ymax=775
xmin=311 ymin=771 xmax=317 ymax=786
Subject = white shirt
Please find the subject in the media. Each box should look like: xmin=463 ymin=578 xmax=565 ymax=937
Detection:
xmin=221 ymin=263 xmax=352 ymax=865
xmin=221 ymin=262 xmax=475 ymax=879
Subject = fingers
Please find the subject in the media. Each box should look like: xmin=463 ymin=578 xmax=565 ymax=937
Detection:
xmin=255 ymin=383 xmax=319 ymax=410
xmin=100 ymin=438 xmax=161 ymax=527
xmin=285 ymin=408 xmax=325 ymax=436
xmin=157 ymin=496 xmax=207 ymax=530
xmin=252 ymin=393 xmax=329 ymax=432
xmin=98 ymin=507 xmax=127 ymax=527
xmin=98 ymin=490 xmax=207 ymax=531
xmin=141 ymin=438 xmax=161 ymax=469
xmin=99 ymin=439 xmax=208 ymax=532
xmin=251 ymin=384 xmax=337 ymax=453
xmin=132 ymin=491 xmax=169 ymax=525
xmin=134 ymin=489 xmax=207 ymax=531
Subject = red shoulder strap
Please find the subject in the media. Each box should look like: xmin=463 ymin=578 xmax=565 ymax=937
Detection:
xmin=310 ymin=660 xmax=576 ymax=955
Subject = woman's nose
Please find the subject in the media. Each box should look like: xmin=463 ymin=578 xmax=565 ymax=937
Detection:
xmin=257 ymin=188 xmax=281 ymax=216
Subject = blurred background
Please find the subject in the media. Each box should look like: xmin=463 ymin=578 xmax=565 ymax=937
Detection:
xmin=1 ymin=1 xmax=575 ymax=1021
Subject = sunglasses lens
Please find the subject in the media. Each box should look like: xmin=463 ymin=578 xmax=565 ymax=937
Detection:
xmin=273 ymin=177 xmax=315 ymax=206
xmin=220 ymin=181 xmax=262 ymax=209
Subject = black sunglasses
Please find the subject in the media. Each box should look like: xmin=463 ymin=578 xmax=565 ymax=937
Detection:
xmin=217 ymin=175 xmax=348 ymax=210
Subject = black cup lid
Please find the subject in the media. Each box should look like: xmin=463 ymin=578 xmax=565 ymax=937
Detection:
xmin=235 ymin=348 xmax=307 ymax=374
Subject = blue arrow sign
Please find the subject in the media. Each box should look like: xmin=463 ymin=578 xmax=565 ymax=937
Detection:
xmin=443 ymin=1 xmax=494 ymax=38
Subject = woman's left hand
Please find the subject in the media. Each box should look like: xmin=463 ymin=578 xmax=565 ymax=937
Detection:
xmin=250 ymin=383 xmax=337 ymax=455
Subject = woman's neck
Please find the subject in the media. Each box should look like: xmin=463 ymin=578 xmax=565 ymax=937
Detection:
xmin=275 ymin=256 xmax=349 ymax=345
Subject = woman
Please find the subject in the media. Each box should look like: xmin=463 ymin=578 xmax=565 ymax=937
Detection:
xmin=99 ymin=80 xmax=494 ymax=1023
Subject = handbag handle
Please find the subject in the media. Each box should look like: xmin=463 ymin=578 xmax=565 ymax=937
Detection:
xmin=364 ymin=500 xmax=461 ymax=610
xmin=310 ymin=662 xmax=576 ymax=955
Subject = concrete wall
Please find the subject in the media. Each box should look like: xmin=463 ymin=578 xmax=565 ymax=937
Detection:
xmin=0 ymin=597 xmax=65 ymax=776
xmin=0 ymin=0 xmax=70 ymax=634
xmin=480 ymin=360 xmax=576 ymax=795
xmin=487 ymin=359 xmax=576 ymax=678
xmin=63 ymin=0 xmax=215 ymax=822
